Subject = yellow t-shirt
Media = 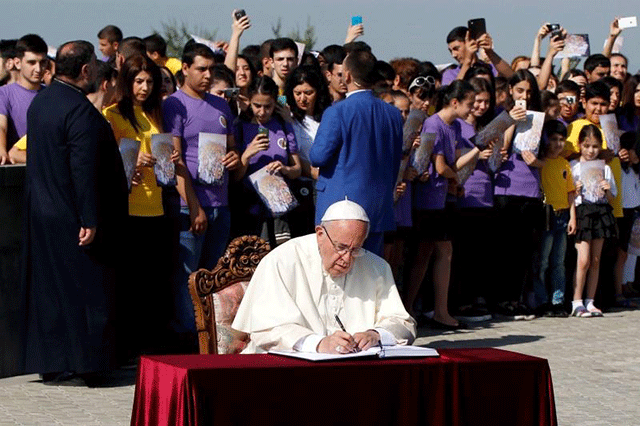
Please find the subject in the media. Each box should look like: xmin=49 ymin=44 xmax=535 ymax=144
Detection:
xmin=564 ymin=118 xmax=623 ymax=218
xmin=13 ymin=135 xmax=27 ymax=150
xmin=103 ymin=104 xmax=164 ymax=217
xmin=164 ymin=57 xmax=182 ymax=75
xmin=541 ymin=157 xmax=575 ymax=211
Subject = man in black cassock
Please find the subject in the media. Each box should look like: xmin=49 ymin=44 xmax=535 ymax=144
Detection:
xmin=23 ymin=40 xmax=128 ymax=383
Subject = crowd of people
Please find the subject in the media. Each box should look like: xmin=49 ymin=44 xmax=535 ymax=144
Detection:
xmin=4 ymin=11 xmax=640 ymax=380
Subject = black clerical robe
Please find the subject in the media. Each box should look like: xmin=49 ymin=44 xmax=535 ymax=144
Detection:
xmin=23 ymin=79 xmax=128 ymax=374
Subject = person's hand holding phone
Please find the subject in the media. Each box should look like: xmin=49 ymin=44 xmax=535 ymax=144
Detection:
xmin=609 ymin=17 xmax=622 ymax=38
xmin=232 ymin=9 xmax=251 ymax=35
xmin=346 ymin=17 xmax=364 ymax=43
xmin=242 ymin=131 xmax=269 ymax=162
xmin=537 ymin=23 xmax=551 ymax=40
xmin=548 ymin=28 xmax=566 ymax=55
xmin=477 ymin=32 xmax=494 ymax=53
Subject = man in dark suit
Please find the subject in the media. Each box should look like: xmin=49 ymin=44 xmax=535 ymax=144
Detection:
xmin=310 ymin=49 xmax=403 ymax=256
xmin=23 ymin=40 xmax=128 ymax=384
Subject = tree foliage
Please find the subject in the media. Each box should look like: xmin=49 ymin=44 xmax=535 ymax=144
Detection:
xmin=271 ymin=16 xmax=317 ymax=50
xmin=154 ymin=19 xmax=218 ymax=58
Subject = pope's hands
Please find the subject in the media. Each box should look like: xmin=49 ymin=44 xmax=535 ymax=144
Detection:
xmin=353 ymin=330 xmax=380 ymax=351
xmin=317 ymin=331 xmax=357 ymax=354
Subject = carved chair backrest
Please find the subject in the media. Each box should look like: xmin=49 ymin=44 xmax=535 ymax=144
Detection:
xmin=188 ymin=235 xmax=270 ymax=354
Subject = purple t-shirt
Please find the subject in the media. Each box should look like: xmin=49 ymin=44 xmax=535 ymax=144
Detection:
xmin=413 ymin=114 xmax=459 ymax=210
xmin=494 ymin=152 xmax=541 ymax=199
xmin=0 ymin=83 xmax=42 ymax=148
xmin=456 ymin=119 xmax=493 ymax=208
xmin=394 ymin=181 xmax=412 ymax=227
xmin=234 ymin=117 xmax=298 ymax=176
xmin=441 ymin=61 xmax=498 ymax=86
xmin=617 ymin=113 xmax=639 ymax=133
xmin=163 ymin=90 xmax=233 ymax=208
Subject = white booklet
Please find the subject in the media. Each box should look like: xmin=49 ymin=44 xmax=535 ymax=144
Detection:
xmin=151 ymin=133 xmax=176 ymax=186
xmin=457 ymin=147 xmax=478 ymax=186
xmin=556 ymin=34 xmax=590 ymax=59
xmin=269 ymin=345 xmax=439 ymax=361
xmin=599 ymin=114 xmax=621 ymax=155
xmin=119 ymin=138 xmax=140 ymax=191
xmin=249 ymin=165 xmax=299 ymax=216
xmin=577 ymin=159 xmax=606 ymax=203
xmin=198 ymin=132 xmax=227 ymax=185
xmin=411 ymin=132 xmax=436 ymax=175
xmin=513 ymin=111 xmax=545 ymax=156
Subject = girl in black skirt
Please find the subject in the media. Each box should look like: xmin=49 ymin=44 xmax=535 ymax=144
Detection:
xmin=569 ymin=124 xmax=618 ymax=317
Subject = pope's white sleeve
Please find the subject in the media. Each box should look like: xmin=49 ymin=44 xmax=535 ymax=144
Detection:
xmin=293 ymin=334 xmax=325 ymax=352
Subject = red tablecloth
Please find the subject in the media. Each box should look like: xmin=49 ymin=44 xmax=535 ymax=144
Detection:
xmin=130 ymin=348 xmax=557 ymax=426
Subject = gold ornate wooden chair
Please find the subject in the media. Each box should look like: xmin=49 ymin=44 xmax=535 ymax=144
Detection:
xmin=188 ymin=235 xmax=270 ymax=354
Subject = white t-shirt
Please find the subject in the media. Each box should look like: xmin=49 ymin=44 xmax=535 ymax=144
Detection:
xmin=622 ymin=166 xmax=640 ymax=209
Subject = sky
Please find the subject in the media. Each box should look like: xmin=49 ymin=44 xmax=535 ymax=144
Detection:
xmin=3 ymin=0 xmax=640 ymax=71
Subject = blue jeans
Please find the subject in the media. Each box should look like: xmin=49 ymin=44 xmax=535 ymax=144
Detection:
xmin=172 ymin=206 xmax=230 ymax=333
xmin=532 ymin=210 xmax=568 ymax=307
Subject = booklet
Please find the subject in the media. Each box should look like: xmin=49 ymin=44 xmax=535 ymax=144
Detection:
xmin=457 ymin=147 xmax=478 ymax=186
xmin=411 ymin=132 xmax=436 ymax=175
xmin=198 ymin=132 xmax=227 ymax=186
xmin=402 ymin=110 xmax=426 ymax=152
xmin=556 ymin=34 xmax=590 ymax=59
xmin=577 ymin=160 xmax=606 ymax=203
xmin=151 ymin=133 xmax=176 ymax=186
xmin=249 ymin=165 xmax=299 ymax=216
xmin=119 ymin=138 xmax=140 ymax=191
xmin=471 ymin=110 xmax=514 ymax=149
xmin=269 ymin=345 xmax=439 ymax=361
xmin=599 ymin=114 xmax=621 ymax=155
xmin=513 ymin=111 xmax=545 ymax=156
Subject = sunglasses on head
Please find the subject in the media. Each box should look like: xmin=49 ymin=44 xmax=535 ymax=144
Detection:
xmin=408 ymin=75 xmax=436 ymax=92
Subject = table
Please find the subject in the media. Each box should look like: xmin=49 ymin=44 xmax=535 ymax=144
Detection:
xmin=130 ymin=348 xmax=557 ymax=426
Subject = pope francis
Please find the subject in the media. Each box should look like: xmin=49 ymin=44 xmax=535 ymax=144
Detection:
xmin=232 ymin=199 xmax=416 ymax=354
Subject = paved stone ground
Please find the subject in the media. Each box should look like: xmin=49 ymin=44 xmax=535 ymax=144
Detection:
xmin=1 ymin=309 xmax=639 ymax=425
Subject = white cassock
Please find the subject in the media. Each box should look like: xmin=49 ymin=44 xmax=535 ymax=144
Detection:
xmin=232 ymin=234 xmax=416 ymax=353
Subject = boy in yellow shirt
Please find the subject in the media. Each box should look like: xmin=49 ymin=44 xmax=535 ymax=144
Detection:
xmin=534 ymin=120 xmax=577 ymax=317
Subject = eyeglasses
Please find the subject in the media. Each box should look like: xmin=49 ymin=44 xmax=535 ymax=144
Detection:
xmin=321 ymin=225 xmax=364 ymax=258
xmin=408 ymin=76 xmax=436 ymax=92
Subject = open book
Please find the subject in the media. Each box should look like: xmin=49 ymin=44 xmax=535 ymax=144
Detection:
xmin=269 ymin=345 xmax=439 ymax=361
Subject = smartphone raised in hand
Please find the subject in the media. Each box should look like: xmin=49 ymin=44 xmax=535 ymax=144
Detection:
xmin=618 ymin=16 xmax=637 ymax=29
xmin=515 ymin=99 xmax=527 ymax=110
xmin=546 ymin=23 xmax=564 ymax=40
xmin=467 ymin=18 xmax=486 ymax=40
xmin=223 ymin=88 xmax=240 ymax=98
xmin=351 ymin=16 xmax=362 ymax=26
xmin=234 ymin=9 xmax=246 ymax=20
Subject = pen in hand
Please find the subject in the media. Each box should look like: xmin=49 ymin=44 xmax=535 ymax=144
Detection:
xmin=334 ymin=314 xmax=359 ymax=353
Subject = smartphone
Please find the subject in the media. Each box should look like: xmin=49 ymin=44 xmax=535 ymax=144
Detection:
xmin=234 ymin=9 xmax=246 ymax=20
xmin=515 ymin=99 xmax=527 ymax=109
xmin=467 ymin=18 xmax=486 ymax=40
xmin=351 ymin=16 xmax=362 ymax=26
xmin=565 ymin=95 xmax=576 ymax=105
xmin=223 ymin=88 xmax=239 ymax=98
xmin=618 ymin=16 xmax=637 ymax=29
xmin=258 ymin=127 xmax=269 ymax=137
xmin=546 ymin=23 xmax=560 ymax=32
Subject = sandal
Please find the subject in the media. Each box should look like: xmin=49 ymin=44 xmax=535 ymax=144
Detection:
xmin=571 ymin=305 xmax=592 ymax=318
xmin=586 ymin=305 xmax=603 ymax=317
